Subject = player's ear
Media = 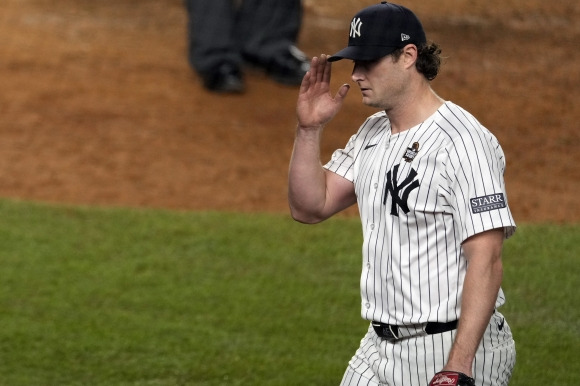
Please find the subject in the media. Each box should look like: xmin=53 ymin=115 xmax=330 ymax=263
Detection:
xmin=402 ymin=44 xmax=418 ymax=69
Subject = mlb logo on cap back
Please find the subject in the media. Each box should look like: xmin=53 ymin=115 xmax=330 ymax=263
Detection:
xmin=329 ymin=2 xmax=426 ymax=62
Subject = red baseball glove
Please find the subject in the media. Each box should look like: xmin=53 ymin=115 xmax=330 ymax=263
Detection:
xmin=428 ymin=371 xmax=475 ymax=386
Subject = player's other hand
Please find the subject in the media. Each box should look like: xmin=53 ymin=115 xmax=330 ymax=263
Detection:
xmin=296 ymin=55 xmax=350 ymax=130
xmin=428 ymin=371 xmax=475 ymax=386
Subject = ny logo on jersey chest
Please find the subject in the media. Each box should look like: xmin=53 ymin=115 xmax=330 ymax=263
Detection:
xmin=383 ymin=164 xmax=420 ymax=216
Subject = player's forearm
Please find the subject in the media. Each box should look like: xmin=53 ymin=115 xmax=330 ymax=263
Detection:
xmin=445 ymin=229 xmax=504 ymax=376
xmin=288 ymin=125 xmax=329 ymax=223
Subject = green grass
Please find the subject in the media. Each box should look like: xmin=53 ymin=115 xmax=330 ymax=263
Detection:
xmin=501 ymin=224 xmax=580 ymax=385
xmin=0 ymin=199 xmax=577 ymax=385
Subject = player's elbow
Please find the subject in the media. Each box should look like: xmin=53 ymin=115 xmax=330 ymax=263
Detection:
xmin=289 ymin=205 xmax=326 ymax=224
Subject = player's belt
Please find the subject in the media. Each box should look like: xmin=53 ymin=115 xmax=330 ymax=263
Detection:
xmin=371 ymin=320 xmax=458 ymax=341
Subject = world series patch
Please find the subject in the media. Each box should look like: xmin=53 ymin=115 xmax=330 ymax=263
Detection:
xmin=403 ymin=142 xmax=419 ymax=162
xmin=470 ymin=193 xmax=506 ymax=213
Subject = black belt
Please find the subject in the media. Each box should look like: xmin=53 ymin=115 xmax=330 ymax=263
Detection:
xmin=372 ymin=320 xmax=458 ymax=340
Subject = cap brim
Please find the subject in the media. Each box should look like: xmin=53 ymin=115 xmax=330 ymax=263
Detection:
xmin=328 ymin=45 xmax=398 ymax=62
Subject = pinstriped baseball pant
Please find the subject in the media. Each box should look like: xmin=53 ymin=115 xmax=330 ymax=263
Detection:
xmin=340 ymin=311 xmax=515 ymax=386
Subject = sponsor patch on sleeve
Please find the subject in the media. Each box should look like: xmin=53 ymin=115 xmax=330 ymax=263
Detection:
xmin=470 ymin=193 xmax=507 ymax=213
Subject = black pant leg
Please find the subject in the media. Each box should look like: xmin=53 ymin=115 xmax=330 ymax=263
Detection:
xmin=184 ymin=0 xmax=242 ymax=73
xmin=235 ymin=0 xmax=303 ymax=62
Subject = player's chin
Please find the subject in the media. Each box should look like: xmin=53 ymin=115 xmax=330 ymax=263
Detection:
xmin=362 ymin=98 xmax=381 ymax=109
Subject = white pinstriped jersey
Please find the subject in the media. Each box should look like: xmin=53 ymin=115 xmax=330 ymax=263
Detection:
xmin=324 ymin=101 xmax=516 ymax=325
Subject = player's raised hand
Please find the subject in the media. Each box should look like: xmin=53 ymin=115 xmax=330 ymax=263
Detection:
xmin=296 ymin=55 xmax=350 ymax=130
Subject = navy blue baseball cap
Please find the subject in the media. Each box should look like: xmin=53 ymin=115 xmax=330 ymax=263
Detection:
xmin=328 ymin=2 xmax=426 ymax=62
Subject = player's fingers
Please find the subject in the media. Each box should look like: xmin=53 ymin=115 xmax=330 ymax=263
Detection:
xmin=298 ymin=70 xmax=311 ymax=94
xmin=321 ymin=54 xmax=332 ymax=84
xmin=308 ymin=56 xmax=319 ymax=83
xmin=299 ymin=57 xmax=318 ymax=93
xmin=335 ymin=83 xmax=350 ymax=103
xmin=316 ymin=55 xmax=326 ymax=83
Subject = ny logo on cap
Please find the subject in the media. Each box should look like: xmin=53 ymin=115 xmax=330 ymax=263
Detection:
xmin=350 ymin=17 xmax=362 ymax=38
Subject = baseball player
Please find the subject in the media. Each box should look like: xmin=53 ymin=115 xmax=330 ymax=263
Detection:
xmin=288 ymin=3 xmax=516 ymax=385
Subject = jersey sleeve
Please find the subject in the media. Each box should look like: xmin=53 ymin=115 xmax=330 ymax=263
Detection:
xmin=444 ymin=123 xmax=516 ymax=242
xmin=323 ymin=133 xmax=357 ymax=182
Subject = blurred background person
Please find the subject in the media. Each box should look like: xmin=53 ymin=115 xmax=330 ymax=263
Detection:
xmin=184 ymin=0 xmax=309 ymax=93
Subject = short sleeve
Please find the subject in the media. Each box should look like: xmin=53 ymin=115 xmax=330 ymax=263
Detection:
xmin=444 ymin=127 xmax=516 ymax=242
xmin=324 ymin=134 xmax=357 ymax=182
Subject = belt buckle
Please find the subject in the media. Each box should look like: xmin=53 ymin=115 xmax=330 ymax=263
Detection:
xmin=372 ymin=322 xmax=399 ymax=340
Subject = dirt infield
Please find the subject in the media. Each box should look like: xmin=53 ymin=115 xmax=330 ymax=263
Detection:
xmin=1 ymin=0 xmax=578 ymax=223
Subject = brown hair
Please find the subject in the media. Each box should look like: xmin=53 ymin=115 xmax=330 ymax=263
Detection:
xmin=392 ymin=42 xmax=442 ymax=81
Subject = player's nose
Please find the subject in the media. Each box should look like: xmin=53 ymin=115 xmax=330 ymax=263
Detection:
xmin=351 ymin=62 xmax=366 ymax=82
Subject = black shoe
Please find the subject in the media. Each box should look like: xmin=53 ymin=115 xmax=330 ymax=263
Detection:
xmin=244 ymin=45 xmax=310 ymax=86
xmin=200 ymin=62 xmax=245 ymax=94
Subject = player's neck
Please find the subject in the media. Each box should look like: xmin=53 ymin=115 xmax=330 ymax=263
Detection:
xmin=387 ymin=87 xmax=444 ymax=135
